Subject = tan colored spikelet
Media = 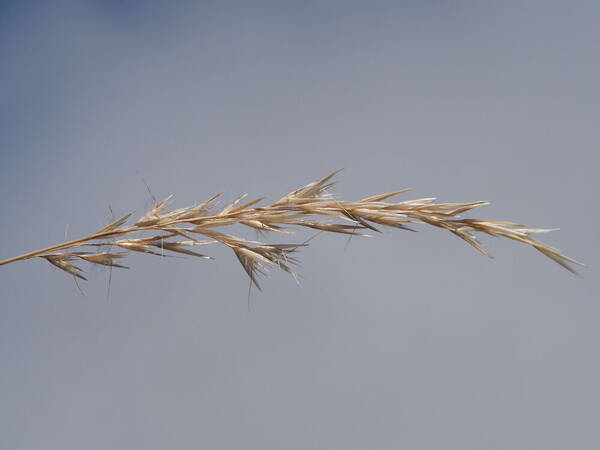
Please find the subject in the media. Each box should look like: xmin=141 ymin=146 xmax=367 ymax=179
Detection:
xmin=134 ymin=195 xmax=174 ymax=226
xmin=239 ymin=219 xmax=290 ymax=233
xmin=231 ymin=245 xmax=270 ymax=290
xmin=97 ymin=213 xmax=134 ymax=234
xmin=0 ymin=170 xmax=584 ymax=290
xmin=76 ymin=252 xmax=130 ymax=269
xmin=153 ymin=241 xmax=213 ymax=259
xmin=42 ymin=253 xmax=87 ymax=280
xmin=176 ymin=194 xmax=221 ymax=221
xmin=272 ymin=169 xmax=342 ymax=206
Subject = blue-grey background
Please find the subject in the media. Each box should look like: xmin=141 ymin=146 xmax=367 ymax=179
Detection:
xmin=1 ymin=1 xmax=598 ymax=449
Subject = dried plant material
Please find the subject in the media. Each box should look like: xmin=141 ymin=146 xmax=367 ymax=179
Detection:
xmin=176 ymin=194 xmax=222 ymax=221
xmin=231 ymin=243 xmax=303 ymax=290
xmin=0 ymin=171 xmax=584 ymax=290
xmin=96 ymin=213 xmax=133 ymax=234
xmin=42 ymin=254 xmax=87 ymax=280
xmin=76 ymin=252 xmax=130 ymax=269
xmin=272 ymin=169 xmax=341 ymax=206
xmin=112 ymin=235 xmax=169 ymax=256
xmin=156 ymin=241 xmax=213 ymax=259
xmin=134 ymin=195 xmax=174 ymax=226
xmin=239 ymin=219 xmax=290 ymax=233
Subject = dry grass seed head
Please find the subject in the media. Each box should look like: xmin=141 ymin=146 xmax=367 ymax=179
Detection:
xmin=2 ymin=170 xmax=582 ymax=287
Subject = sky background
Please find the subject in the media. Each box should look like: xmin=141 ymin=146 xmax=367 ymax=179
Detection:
xmin=0 ymin=1 xmax=598 ymax=449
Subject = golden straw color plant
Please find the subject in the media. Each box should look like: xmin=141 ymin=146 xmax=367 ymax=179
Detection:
xmin=0 ymin=171 xmax=583 ymax=288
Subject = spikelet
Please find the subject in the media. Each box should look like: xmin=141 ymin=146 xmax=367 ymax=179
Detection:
xmin=41 ymin=253 xmax=87 ymax=280
xmin=76 ymin=252 xmax=129 ymax=269
xmin=134 ymin=195 xmax=174 ymax=226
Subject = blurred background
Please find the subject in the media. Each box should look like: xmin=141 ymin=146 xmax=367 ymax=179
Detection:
xmin=0 ymin=1 xmax=598 ymax=449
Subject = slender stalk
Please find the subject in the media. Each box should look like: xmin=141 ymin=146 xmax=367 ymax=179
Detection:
xmin=0 ymin=230 xmax=124 ymax=266
xmin=0 ymin=235 xmax=98 ymax=265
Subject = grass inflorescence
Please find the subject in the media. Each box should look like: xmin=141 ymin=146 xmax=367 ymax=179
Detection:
xmin=0 ymin=171 xmax=583 ymax=288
